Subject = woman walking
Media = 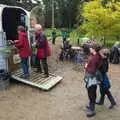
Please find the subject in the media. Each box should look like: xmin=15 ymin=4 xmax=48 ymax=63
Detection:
xmin=96 ymin=49 xmax=116 ymax=109
xmin=84 ymin=43 xmax=102 ymax=117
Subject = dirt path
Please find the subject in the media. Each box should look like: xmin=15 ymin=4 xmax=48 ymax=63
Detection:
xmin=0 ymin=38 xmax=120 ymax=120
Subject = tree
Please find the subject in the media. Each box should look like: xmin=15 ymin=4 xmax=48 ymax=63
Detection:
xmin=57 ymin=0 xmax=80 ymax=28
xmin=0 ymin=0 xmax=17 ymax=5
xmin=76 ymin=0 xmax=84 ymax=26
xmin=78 ymin=0 xmax=120 ymax=44
xmin=31 ymin=5 xmax=44 ymax=26
xmin=42 ymin=0 xmax=80 ymax=28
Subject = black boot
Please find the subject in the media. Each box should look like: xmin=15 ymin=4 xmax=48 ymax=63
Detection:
xmin=109 ymin=103 xmax=116 ymax=109
xmin=35 ymin=68 xmax=42 ymax=73
xmin=96 ymin=97 xmax=104 ymax=105
xmin=86 ymin=103 xmax=96 ymax=117
xmin=96 ymin=101 xmax=104 ymax=105
xmin=107 ymin=91 xmax=116 ymax=109
xmin=42 ymin=59 xmax=49 ymax=77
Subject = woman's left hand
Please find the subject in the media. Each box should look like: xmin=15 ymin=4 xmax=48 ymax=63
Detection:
xmin=85 ymin=63 xmax=88 ymax=68
xmin=8 ymin=40 xmax=14 ymax=44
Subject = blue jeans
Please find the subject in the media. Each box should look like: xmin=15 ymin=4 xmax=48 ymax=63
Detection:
xmin=21 ymin=58 xmax=29 ymax=75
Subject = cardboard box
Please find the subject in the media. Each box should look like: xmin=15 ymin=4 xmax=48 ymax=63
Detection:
xmin=8 ymin=47 xmax=20 ymax=72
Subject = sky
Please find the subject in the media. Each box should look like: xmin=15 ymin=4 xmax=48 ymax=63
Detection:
xmin=31 ymin=0 xmax=42 ymax=4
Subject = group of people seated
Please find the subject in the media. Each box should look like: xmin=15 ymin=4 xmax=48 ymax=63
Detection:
xmin=59 ymin=39 xmax=75 ymax=61
xmin=58 ymin=39 xmax=88 ymax=64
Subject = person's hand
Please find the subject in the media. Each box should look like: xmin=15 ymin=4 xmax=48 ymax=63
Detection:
xmin=14 ymin=40 xmax=19 ymax=43
xmin=32 ymin=42 xmax=36 ymax=47
xmin=8 ymin=40 xmax=14 ymax=44
xmin=85 ymin=63 xmax=88 ymax=68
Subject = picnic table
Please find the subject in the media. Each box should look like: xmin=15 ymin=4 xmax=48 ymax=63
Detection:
xmin=71 ymin=46 xmax=82 ymax=50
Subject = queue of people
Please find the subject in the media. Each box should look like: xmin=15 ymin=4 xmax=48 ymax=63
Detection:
xmin=9 ymin=24 xmax=51 ymax=78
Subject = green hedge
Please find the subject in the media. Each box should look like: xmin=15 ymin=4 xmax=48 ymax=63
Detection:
xmin=44 ymin=29 xmax=61 ymax=37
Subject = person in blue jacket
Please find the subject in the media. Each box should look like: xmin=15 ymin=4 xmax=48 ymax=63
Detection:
xmin=96 ymin=49 xmax=116 ymax=109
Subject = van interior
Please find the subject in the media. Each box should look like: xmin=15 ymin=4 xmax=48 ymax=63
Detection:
xmin=2 ymin=7 xmax=28 ymax=40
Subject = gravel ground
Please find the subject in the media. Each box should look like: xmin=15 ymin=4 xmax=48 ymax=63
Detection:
xmin=0 ymin=38 xmax=120 ymax=120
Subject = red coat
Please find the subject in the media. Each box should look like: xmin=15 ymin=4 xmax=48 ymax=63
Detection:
xmin=86 ymin=54 xmax=102 ymax=73
xmin=35 ymin=30 xmax=51 ymax=59
xmin=15 ymin=32 xmax=31 ymax=58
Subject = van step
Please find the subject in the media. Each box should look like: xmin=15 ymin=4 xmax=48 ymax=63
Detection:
xmin=11 ymin=69 xmax=63 ymax=90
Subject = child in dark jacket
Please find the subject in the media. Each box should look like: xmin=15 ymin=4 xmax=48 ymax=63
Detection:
xmin=97 ymin=49 xmax=116 ymax=109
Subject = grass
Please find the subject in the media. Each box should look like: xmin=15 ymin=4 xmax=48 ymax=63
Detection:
xmin=44 ymin=29 xmax=61 ymax=37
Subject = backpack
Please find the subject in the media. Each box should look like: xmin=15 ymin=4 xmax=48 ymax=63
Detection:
xmin=36 ymin=33 xmax=46 ymax=48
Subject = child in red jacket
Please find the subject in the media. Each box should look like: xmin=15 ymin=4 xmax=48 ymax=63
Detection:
xmin=10 ymin=26 xmax=31 ymax=78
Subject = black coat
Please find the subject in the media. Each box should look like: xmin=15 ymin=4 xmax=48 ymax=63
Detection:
xmin=99 ymin=58 xmax=108 ymax=75
xmin=110 ymin=46 xmax=120 ymax=64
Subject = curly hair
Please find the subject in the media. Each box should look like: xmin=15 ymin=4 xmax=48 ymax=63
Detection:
xmin=89 ymin=43 xmax=102 ymax=52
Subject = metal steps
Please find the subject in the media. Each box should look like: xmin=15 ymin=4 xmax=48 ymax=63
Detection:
xmin=11 ymin=69 xmax=63 ymax=90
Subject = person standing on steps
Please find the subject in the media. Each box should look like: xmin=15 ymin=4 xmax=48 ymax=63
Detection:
xmin=34 ymin=24 xmax=51 ymax=77
xmin=9 ymin=25 xmax=31 ymax=78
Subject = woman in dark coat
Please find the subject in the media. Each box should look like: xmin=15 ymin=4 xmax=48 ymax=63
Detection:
xmin=110 ymin=42 xmax=120 ymax=64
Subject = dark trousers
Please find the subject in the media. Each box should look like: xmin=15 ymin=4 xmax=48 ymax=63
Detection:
xmin=52 ymin=37 xmax=56 ymax=45
xmin=36 ymin=57 xmax=49 ymax=75
xmin=63 ymin=38 xmax=66 ymax=44
xmin=87 ymin=85 xmax=97 ymax=111
xmin=21 ymin=58 xmax=29 ymax=75
xmin=99 ymin=86 xmax=116 ymax=105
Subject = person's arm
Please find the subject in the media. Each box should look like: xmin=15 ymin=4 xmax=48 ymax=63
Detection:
xmin=14 ymin=34 xmax=24 ymax=48
xmin=86 ymin=55 xmax=99 ymax=73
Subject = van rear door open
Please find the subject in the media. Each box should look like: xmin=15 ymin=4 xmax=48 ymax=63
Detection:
xmin=0 ymin=5 xmax=29 ymax=72
xmin=0 ymin=5 xmax=62 ymax=90
xmin=2 ymin=7 xmax=28 ymax=40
